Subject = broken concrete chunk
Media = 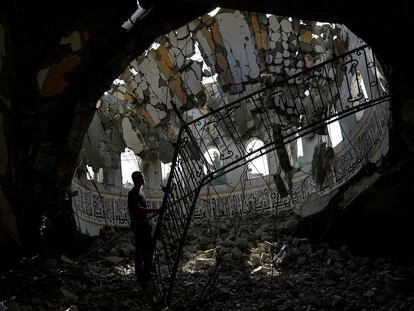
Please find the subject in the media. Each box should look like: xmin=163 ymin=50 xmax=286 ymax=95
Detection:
xmin=217 ymin=11 xmax=260 ymax=81
xmin=300 ymin=31 xmax=313 ymax=44
xmin=280 ymin=19 xmax=292 ymax=33
xmin=176 ymin=25 xmax=189 ymax=40
xmin=195 ymin=257 xmax=215 ymax=270
xmin=121 ymin=117 xmax=144 ymax=154
xmin=270 ymin=32 xmax=281 ymax=42
xmin=117 ymin=85 xmax=127 ymax=93
xmin=188 ymin=19 xmax=201 ymax=32
xmin=252 ymin=265 xmax=272 ymax=274
xmin=268 ymin=15 xmax=280 ymax=32
xmin=304 ymin=54 xmax=314 ymax=68
xmin=299 ymin=41 xmax=313 ymax=53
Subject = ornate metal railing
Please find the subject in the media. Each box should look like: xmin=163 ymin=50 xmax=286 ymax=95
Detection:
xmin=149 ymin=44 xmax=390 ymax=308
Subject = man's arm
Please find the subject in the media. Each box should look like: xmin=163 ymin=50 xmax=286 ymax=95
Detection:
xmin=137 ymin=194 xmax=160 ymax=214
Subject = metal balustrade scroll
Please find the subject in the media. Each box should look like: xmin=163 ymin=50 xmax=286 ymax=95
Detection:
xmin=149 ymin=44 xmax=390 ymax=308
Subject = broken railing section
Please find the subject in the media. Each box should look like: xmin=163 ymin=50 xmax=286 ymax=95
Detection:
xmin=149 ymin=44 xmax=389 ymax=308
xmin=150 ymin=125 xmax=208 ymax=306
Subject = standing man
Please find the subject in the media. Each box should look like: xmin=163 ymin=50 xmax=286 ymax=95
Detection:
xmin=128 ymin=171 xmax=160 ymax=285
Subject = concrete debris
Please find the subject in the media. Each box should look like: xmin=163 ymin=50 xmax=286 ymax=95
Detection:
xmin=176 ymin=211 xmax=414 ymax=310
xmin=1 ymin=208 xmax=414 ymax=310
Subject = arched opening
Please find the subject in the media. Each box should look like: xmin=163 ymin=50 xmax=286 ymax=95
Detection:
xmin=202 ymin=147 xmax=222 ymax=175
xmin=246 ymin=138 xmax=269 ymax=179
xmin=327 ymin=119 xmax=343 ymax=148
xmin=120 ymin=147 xmax=141 ymax=188
xmin=161 ymin=161 xmax=172 ymax=187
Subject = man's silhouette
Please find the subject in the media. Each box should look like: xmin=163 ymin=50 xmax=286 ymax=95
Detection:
xmin=127 ymin=171 xmax=160 ymax=285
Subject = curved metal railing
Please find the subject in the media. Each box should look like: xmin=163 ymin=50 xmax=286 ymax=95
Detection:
xmin=149 ymin=44 xmax=390 ymax=308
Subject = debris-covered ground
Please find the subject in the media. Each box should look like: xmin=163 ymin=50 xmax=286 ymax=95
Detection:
xmin=1 ymin=211 xmax=414 ymax=310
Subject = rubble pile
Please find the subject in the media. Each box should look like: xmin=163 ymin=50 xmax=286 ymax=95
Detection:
xmin=176 ymin=211 xmax=414 ymax=310
xmin=0 ymin=231 xmax=153 ymax=311
xmin=1 ymin=210 xmax=414 ymax=310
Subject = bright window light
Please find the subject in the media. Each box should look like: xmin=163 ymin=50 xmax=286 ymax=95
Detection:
xmin=359 ymin=78 xmax=369 ymax=100
xmin=327 ymin=120 xmax=343 ymax=147
xmin=96 ymin=168 xmax=104 ymax=183
xmin=86 ymin=165 xmax=94 ymax=180
xmin=121 ymin=148 xmax=141 ymax=186
xmin=150 ymin=42 xmax=160 ymax=50
xmin=203 ymin=147 xmax=222 ymax=174
xmin=246 ymin=139 xmax=269 ymax=178
xmin=129 ymin=67 xmax=138 ymax=75
xmin=208 ymin=7 xmax=220 ymax=17
xmin=161 ymin=162 xmax=172 ymax=184
xmin=202 ymin=73 xmax=218 ymax=85
xmin=297 ymin=137 xmax=304 ymax=157
xmin=113 ymin=79 xmax=125 ymax=85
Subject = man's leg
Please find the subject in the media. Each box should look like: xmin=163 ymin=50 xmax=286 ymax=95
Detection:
xmin=141 ymin=229 xmax=153 ymax=284
xmin=134 ymin=231 xmax=144 ymax=280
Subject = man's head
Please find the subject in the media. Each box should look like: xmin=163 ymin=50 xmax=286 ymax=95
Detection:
xmin=131 ymin=171 xmax=145 ymax=186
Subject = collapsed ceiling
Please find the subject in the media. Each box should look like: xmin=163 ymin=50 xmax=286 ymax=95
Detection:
xmin=83 ymin=8 xmax=353 ymax=169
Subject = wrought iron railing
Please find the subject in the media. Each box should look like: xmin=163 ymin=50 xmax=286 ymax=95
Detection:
xmin=149 ymin=44 xmax=390 ymax=308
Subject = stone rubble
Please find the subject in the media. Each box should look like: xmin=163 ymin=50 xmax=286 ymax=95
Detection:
xmin=0 ymin=232 xmax=153 ymax=311
xmin=1 ymin=210 xmax=414 ymax=310
xmin=175 ymin=211 xmax=414 ymax=310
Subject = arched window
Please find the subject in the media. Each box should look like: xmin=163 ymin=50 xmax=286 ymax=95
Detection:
xmin=120 ymin=147 xmax=141 ymax=188
xmin=203 ymin=147 xmax=222 ymax=175
xmin=161 ymin=161 xmax=172 ymax=186
xmin=327 ymin=119 xmax=343 ymax=148
xmin=85 ymin=166 xmax=104 ymax=183
xmin=85 ymin=165 xmax=94 ymax=180
xmin=246 ymin=138 xmax=269 ymax=179
xmin=161 ymin=156 xmax=187 ymax=187
xmin=297 ymin=137 xmax=304 ymax=157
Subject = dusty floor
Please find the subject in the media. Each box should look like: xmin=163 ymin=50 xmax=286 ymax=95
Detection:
xmin=1 ymin=211 xmax=414 ymax=310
